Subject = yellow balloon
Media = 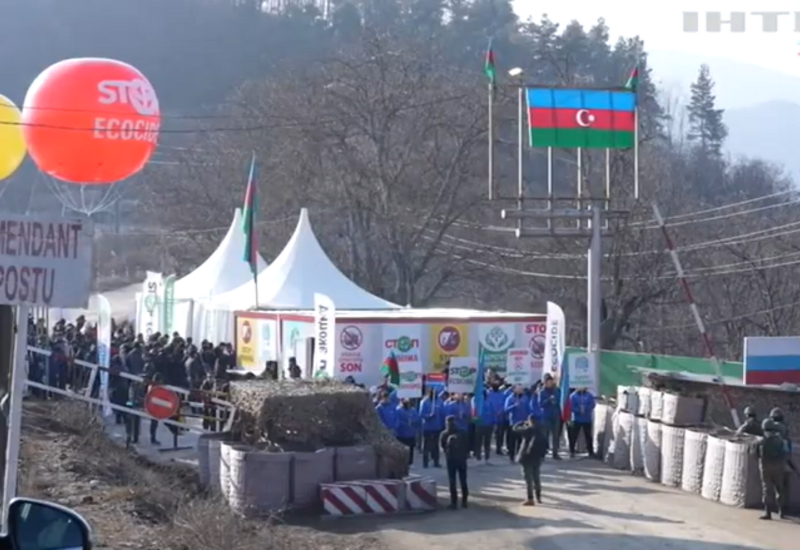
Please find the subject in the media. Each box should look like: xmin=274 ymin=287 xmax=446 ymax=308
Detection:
xmin=0 ymin=94 xmax=26 ymax=181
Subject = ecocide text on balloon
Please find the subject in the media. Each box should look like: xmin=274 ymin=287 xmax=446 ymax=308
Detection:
xmin=93 ymin=78 xmax=159 ymax=142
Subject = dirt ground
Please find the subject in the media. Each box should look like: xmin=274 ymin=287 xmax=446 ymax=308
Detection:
xmin=19 ymin=401 xmax=800 ymax=550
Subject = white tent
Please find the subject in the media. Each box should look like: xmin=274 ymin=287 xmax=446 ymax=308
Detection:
xmin=175 ymin=208 xmax=268 ymax=299
xmin=209 ymin=208 xmax=400 ymax=311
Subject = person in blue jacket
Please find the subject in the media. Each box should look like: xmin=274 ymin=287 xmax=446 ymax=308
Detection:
xmin=568 ymin=387 xmax=596 ymax=457
xmin=443 ymin=394 xmax=470 ymax=432
xmin=537 ymin=374 xmax=562 ymax=460
xmin=472 ymin=389 xmax=495 ymax=462
xmin=527 ymin=383 xmax=543 ymax=419
xmin=486 ymin=382 xmax=508 ymax=456
xmin=504 ymin=386 xmax=529 ymax=462
xmin=375 ymin=391 xmax=399 ymax=433
xmin=396 ymin=398 xmax=420 ymax=465
xmin=419 ymin=387 xmax=443 ymax=468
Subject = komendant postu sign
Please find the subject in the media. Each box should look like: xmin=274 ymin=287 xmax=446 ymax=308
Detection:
xmin=0 ymin=215 xmax=93 ymax=307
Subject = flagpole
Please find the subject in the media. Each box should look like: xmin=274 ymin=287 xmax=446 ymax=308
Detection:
xmin=547 ymin=147 xmax=553 ymax=230
xmin=634 ymin=107 xmax=640 ymax=199
xmin=576 ymin=147 xmax=582 ymax=230
xmin=488 ymin=81 xmax=495 ymax=200
xmin=517 ymin=84 xmax=524 ymax=231
xmin=605 ymin=148 xmax=611 ymax=211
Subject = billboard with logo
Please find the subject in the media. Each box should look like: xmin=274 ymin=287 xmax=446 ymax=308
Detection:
xmin=235 ymin=317 xmax=277 ymax=373
xmin=477 ymin=324 xmax=516 ymax=374
xmin=428 ymin=324 xmax=468 ymax=372
xmin=335 ymin=323 xmax=380 ymax=382
xmin=447 ymin=356 xmax=478 ymax=393
xmin=383 ymin=324 xmax=423 ymax=396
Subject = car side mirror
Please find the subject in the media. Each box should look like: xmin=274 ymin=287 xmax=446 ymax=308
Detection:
xmin=7 ymin=498 xmax=91 ymax=550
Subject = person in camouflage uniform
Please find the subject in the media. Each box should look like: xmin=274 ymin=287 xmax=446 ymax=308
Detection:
xmin=735 ymin=406 xmax=763 ymax=436
xmin=757 ymin=418 xmax=788 ymax=520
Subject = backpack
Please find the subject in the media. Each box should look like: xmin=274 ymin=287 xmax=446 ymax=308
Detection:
xmin=762 ymin=434 xmax=787 ymax=461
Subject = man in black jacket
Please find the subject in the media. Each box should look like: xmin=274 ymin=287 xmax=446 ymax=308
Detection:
xmin=513 ymin=414 xmax=549 ymax=505
xmin=440 ymin=415 xmax=469 ymax=510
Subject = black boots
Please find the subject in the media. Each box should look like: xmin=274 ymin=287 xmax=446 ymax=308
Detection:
xmin=759 ymin=507 xmax=772 ymax=520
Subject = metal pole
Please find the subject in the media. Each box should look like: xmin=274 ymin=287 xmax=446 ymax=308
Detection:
xmin=2 ymin=305 xmax=29 ymax=529
xmin=587 ymin=203 xmax=602 ymax=386
xmin=488 ymin=83 xmax=495 ymax=200
xmin=516 ymin=86 xmax=524 ymax=231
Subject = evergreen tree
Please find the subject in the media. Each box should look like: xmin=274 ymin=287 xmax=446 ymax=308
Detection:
xmin=687 ymin=64 xmax=728 ymax=156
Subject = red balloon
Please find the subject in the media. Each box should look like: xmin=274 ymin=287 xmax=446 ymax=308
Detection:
xmin=22 ymin=58 xmax=160 ymax=184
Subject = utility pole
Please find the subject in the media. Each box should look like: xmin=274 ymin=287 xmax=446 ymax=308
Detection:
xmin=0 ymin=305 xmax=15 ymax=500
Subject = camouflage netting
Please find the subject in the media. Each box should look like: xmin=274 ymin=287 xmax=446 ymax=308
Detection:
xmin=228 ymin=379 xmax=409 ymax=478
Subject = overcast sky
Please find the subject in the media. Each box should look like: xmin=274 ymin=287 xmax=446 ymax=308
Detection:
xmin=513 ymin=0 xmax=800 ymax=77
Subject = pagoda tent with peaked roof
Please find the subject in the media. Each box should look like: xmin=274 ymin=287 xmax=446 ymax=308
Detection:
xmin=193 ymin=208 xmax=399 ymax=344
xmin=175 ymin=208 xmax=268 ymax=300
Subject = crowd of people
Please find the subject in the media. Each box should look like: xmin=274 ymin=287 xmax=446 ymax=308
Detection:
xmin=25 ymin=315 xmax=236 ymax=446
xmin=371 ymin=370 xmax=597 ymax=509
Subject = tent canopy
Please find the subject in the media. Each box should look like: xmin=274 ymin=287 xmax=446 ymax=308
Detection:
xmin=211 ymin=208 xmax=400 ymax=310
xmin=175 ymin=208 xmax=268 ymax=300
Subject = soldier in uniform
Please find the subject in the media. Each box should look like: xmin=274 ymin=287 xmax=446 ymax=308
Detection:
xmin=757 ymin=418 xmax=788 ymax=520
xmin=735 ymin=406 xmax=763 ymax=436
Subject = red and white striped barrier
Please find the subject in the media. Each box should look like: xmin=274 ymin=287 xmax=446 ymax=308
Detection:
xmin=351 ymin=480 xmax=403 ymax=513
xmin=404 ymin=475 xmax=437 ymax=511
xmin=320 ymin=483 xmax=371 ymax=516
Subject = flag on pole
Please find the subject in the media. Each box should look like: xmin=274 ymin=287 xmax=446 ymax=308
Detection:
xmin=526 ymin=88 xmax=636 ymax=149
xmin=483 ymin=40 xmax=496 ymax=87
xmin=242 ymin=153 xmax=258 ymax=275
xmin=624 ymin=66 xmax=639 ymax=92
xmin=381 ymin=351 xmax=400 ymax=385
xmin=559 ymin=354 xmax=571 ymax=422
xmin=472 ymin=348 xmax=486 ymax=423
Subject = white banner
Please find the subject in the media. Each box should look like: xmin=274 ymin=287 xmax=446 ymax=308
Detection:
xmin=543 ymin=301 xmax=566 ymax=382
xmin=567 ymin=352 xmax=598 ymax=394
xmin=313 ymin=293 xmax=335 ymax=377
xmin=96 ymin=294 xmax=113 ymax=417
xmin=138 ymin=271 xmax=163 ymax=340
xmin=0 ymin=215 xmax=93 ymax=307
xmin=335 ymin=323 xmax=380 ymax=381
xmin=447 ymin=356 xmax=478 ymax=394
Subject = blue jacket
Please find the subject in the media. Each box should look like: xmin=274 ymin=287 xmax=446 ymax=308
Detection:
xmin=472 ymin=393 xmax=496 ymax=425
xmin=504 ymin=394 xmax=529 ymax=425
xmin=443 ymin=399 xmax=470 ymax=431
xmin=538 ymin=387 xmax=562 ymax=422
xmin=486 ymin=389 xmax=507 ymax=425
xmin=395 ymin=406 xmax=419 ymax=438
xmin=570 ymin=390 xmax=595 ymax=424
xmin=527 ymin=394 xmax=543 ymax=419
xmin=376 ymin=402 xmax=399 ymax=432
xmin=419 ymin=396 xmax=444 ymax=432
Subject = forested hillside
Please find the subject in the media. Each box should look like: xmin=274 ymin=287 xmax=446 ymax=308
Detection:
xmin=3 ymin=0 xmax=798 ymax=360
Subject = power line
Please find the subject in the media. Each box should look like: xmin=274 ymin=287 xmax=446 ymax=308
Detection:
xmin=634 ymin=299 xmax=800 ymax=333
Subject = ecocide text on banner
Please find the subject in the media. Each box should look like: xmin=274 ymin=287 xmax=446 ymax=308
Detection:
xmin=0 ymin=215 xmax=92 ymax=307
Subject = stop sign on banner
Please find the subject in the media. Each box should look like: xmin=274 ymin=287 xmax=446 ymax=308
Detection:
xmin=144 ymin=385 xmax=180 ymax=420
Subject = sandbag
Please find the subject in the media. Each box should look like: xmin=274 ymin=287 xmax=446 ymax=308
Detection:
xmin=719 ymin=438 xmax=761 ymax=508
xmin=291 ymin=448 xmax=335 ymax=508
xmin=660 ymin=425 xmax=685 ymax=487
xmin=649 ymin=391 xmax=663 ymax=421
xmin=616 ymin=386 xmax=638 ymax=413
xmin=335 ymin=445 xmax=377 ymax=481
xmin=636 ymin=387 xmax=651 ymax=417
xmin=644 ymin=420 xmax=661 ymax=482
xmin=661 ymin=393 xmax=704 ymax=426
xmin=229 ymin=446 xmax=292 ymax=517
xmin=701 ymin=435 xmax=727 ymax=501
xmin=613 ymin=411 xmax=634 ymax=470
xmin=605 ymin=411 xmax=619 ymax=465
xmin=681 ymin=429 xmax=708 ymax=494
xmin=630 ymin=416 xmax=646 ymax=472
xmin=592 ymin=403 xmax=612 ymax=459
xmin=197 ymin=432 xmax=232 ymax=490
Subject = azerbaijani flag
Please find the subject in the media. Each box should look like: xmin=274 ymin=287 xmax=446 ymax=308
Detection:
xmin=472 ymin=348 xmax=486 ymax=423
xmin=380 ymin=350 xmax=400 ymax=385
xmin=624 ymin=66 xmax=639 ymax=92
xmin=559 ymin=354 xmax=571 ymax=422
xmin=242 ymin=153 xmax=258 ymax=275
xmin=526 ymin=88 xmax=636 ymax=149
xmin=483 ymin=40 xmax=496 ymax=86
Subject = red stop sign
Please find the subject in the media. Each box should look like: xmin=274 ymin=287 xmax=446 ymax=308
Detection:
xmin=144 ymin=385 xmax=181 ymax=420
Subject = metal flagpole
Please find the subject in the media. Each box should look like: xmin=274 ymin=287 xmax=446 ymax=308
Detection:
xmin=488 ymin=82 xmax=495 ymax=200
xmin=516 ymin=85 xmax=524 ymax=232
xmin=634 ymin=108 xmax=640 ymax=199
xmin=605 ymin=149 xmax=611 ymax=209
xmin=547 ymin=147 xmax=553 ymax=230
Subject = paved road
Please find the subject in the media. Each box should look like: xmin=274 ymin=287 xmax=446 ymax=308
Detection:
xmin=330 ymin=457 xmax=798 ymax=550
